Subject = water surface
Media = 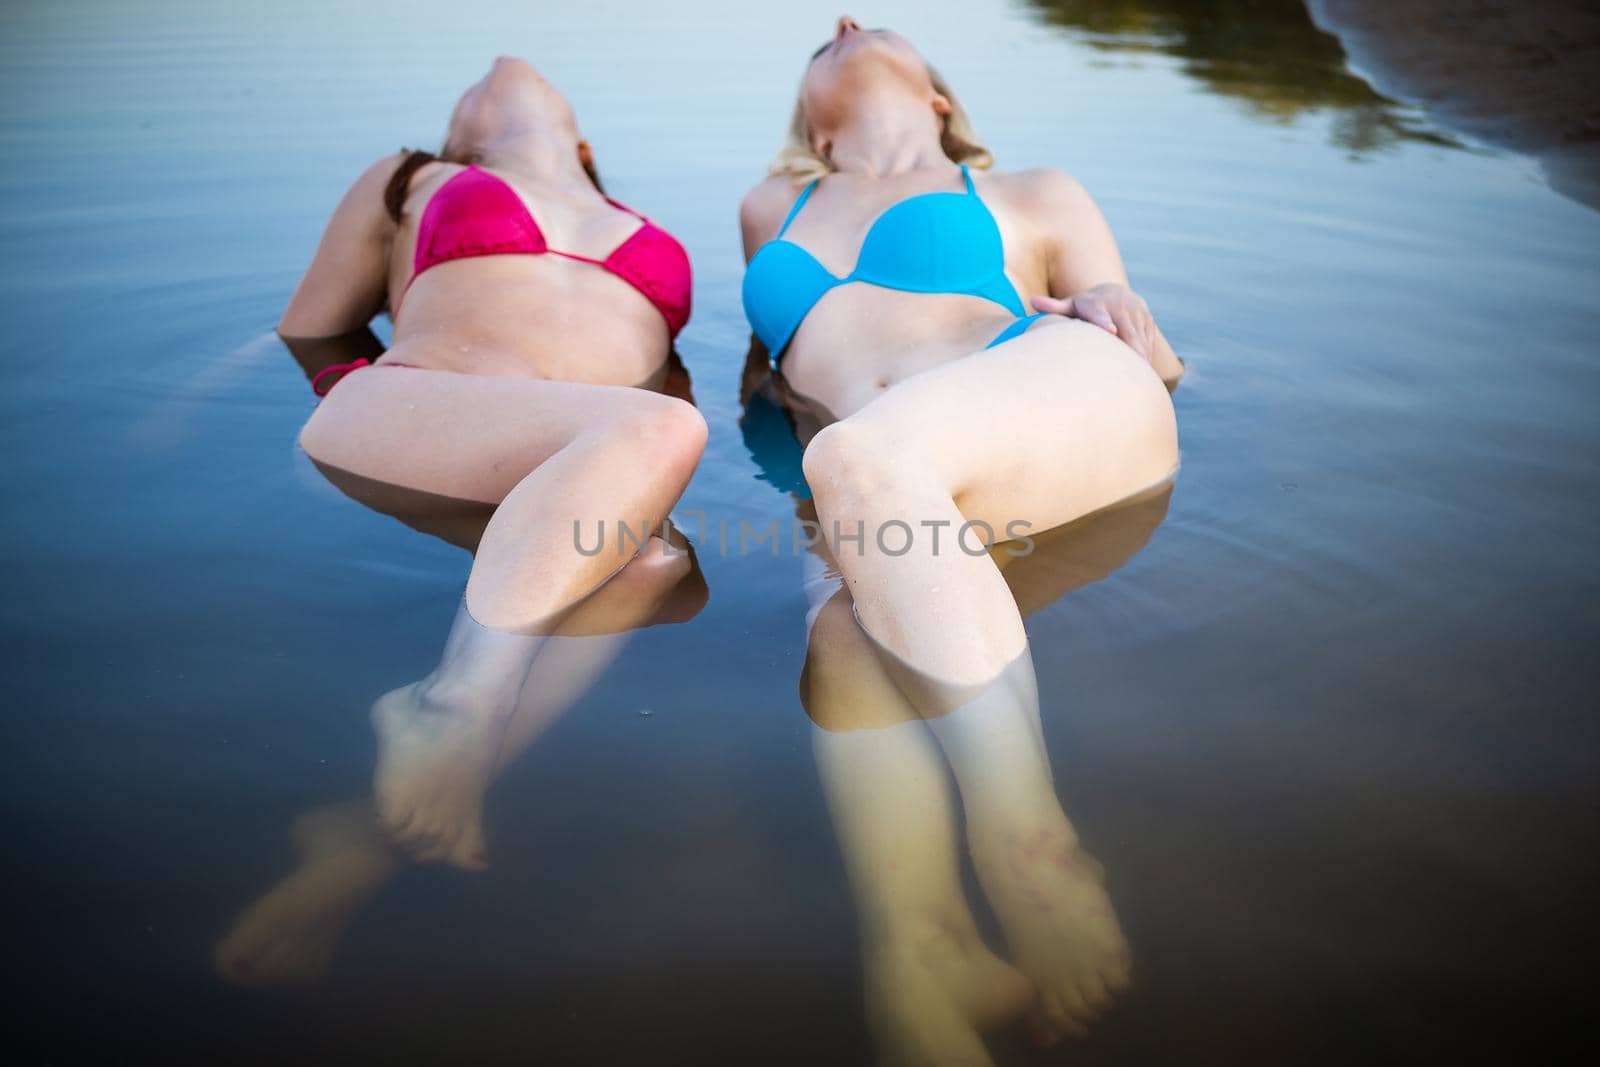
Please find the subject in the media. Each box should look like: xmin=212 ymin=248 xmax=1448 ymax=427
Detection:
xmin=2 ymin=0 xmax=1596 ymax=1062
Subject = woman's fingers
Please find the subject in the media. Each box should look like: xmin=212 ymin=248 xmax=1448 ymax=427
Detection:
xmin=1074 ymin=295 xmax=1118 ymax=334
xmin=1031 ymin=291 xmax=1138 ymax=341
xmin=1112 ymin=305 xmax=1150 ymax=357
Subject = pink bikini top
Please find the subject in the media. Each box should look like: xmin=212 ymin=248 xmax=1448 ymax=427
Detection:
xmin=411 ymin=165 xmax=692 ymax=338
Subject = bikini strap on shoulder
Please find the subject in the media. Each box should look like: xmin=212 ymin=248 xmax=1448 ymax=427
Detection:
xmin=776 ymin=178 xmax=821 ymax=237
xmin=605 ymin=195 xmax=646 ymax=221
xmin=961 ymin=164 xmax=975 ymax=194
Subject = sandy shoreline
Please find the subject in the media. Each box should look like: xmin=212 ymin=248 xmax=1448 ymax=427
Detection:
xmin=1308 ymin=0 xmax=1600 ymax=209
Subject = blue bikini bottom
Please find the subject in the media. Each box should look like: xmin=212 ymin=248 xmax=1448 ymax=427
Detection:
xmin=985 ymin=311 xmax=1050 ymax=348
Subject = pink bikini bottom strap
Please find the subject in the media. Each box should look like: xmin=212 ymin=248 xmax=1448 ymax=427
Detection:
xmin=310 ymin=358 xmax=371 ymax=396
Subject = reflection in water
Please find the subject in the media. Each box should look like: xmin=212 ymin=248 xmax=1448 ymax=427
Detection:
xmin=1023 ymin=0 xmax=1459 ymax=153
xmin=798 ymin=463 xmax=1172 ymax=1058
xmin=215 ymin=336 xmax=707 ymax=985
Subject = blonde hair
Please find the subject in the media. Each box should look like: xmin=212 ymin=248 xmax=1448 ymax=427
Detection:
xmin=768 ymin=62 xmax=993 ymax=185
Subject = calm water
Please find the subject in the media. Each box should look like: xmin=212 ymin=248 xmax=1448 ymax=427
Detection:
xmin=3 ymin=0 xmax=1597 ymax=1063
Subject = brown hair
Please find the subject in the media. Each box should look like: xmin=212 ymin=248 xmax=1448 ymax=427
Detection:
xmin=382 ymin=145 xmax=605 ymax=222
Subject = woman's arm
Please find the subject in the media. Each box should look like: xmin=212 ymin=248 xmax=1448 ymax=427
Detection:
xmin=280 ymin=326 xmax=385 ymax=388
xmin=1019 ymin=168 xmax=1184 ymax=387
xmin=277 ymin=154 xmax=406 ymax=340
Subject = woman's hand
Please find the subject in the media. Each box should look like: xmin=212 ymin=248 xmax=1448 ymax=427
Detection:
xmin=1031 ymin=283 xmax=1155 ymax=360
xmin=1032 ymin=283 xmax=1184 ymax=387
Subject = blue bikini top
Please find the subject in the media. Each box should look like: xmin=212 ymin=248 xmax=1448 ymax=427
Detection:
xmin=741 ymin=165 xmax=1026 ymax=360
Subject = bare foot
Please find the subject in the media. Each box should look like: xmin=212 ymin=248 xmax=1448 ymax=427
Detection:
xmin=864 ymin=923 xmax=1035 ymax=1067
xmin=214 ymin=803 xmax=400 ymax=986
xmin=371 ymin=681 xmax=506 ymax=870
xmin=969 ymin=819 xmax=1132 ymax=1040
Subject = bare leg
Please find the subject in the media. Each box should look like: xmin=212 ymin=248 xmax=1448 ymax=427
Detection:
xmin=216 ymin=533 xmax=700 ymax=983
xmin=801 ymin=317 xmax=1177 ymax=687
xmin=801 ymin=319 xmax=1174 ymax=1036
xmin=214 ymin=803 xmax=401 ymax=986
xmin=301 ymin=361 xmax=706 ymax=865
xmin=917 ymin=644 xmax=1132 ymax=1040
xmin=372 ymin=532 xmax=700 ymax=867
xmin=301 ymin=362 xmax=707 ymax=630
xmin=806 ymin=585 xmax=1033 ymax=1066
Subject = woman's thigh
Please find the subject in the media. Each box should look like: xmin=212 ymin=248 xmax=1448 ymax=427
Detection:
xmin=825 ymin=317 xmax=1179 ymax=534
xmin=299 ymin=361 xmax=679 ymax=505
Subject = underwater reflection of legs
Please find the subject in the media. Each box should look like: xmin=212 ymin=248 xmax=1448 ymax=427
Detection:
xmin=369 ymin=607 xmax=542 ymax=872
xmin=214 ymin=802 xmax=401 ymax=986
xmin=372 ymin=530 xmax=701 ymax=869
xmin=806 ymin=591 xmax=1132 ymax=1049
xmin=298 ymin=366 xmax=704 ymax=864
xmin=796 ymin=327 xmax=1172 ymax=1041
xmin=849 ymin=550 xmax=1135 ymax=1039
xmin=798 ymin=484 xmax=1174 ymax=1051
xmin=218 ymin=531 xmax=702 ymax=984
xmin=219 ymin=627 xmax=617 ymax=983
xmin=944 ymin=482 xmax=1169 ymax=1032
xmin=805 ymin=588 xmax=1033 ymax=1066
xmin=910 ymin=643 xmax=1132 ymax=1041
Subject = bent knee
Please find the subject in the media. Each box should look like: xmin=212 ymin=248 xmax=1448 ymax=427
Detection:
xmin=613 ymin=533 xmax=693 ymax=589
xmin=608 ymin=395 xmax=708 ymax=470
xmin=801 ymin=419 xmax=918 ymax=503
xmin=297 ymin=397 xmax=352 ymax=468
xmin=801 ymin=595 xmax=913 ymax=732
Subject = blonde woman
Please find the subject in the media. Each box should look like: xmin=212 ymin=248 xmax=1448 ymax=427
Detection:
xmin=739 ymin=16 xmax=1183 ymax=1060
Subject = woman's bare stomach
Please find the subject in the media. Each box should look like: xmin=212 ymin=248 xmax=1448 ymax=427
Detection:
xmin=779 ymin=287 xmax=1041 ymax=418
xmin=386 ymin=256 xmax=672 ymax=389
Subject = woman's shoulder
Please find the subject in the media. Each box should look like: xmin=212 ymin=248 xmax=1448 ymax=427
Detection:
xmin=977 ymin=166 xmax=1107 ymax=244
xmin=740 ymin=173 xmax=808 ymax=253
xmin=978 ymin=165 xmax=1093 ymax=211
xmin=379 ymin=153 xmax=474 ymax=224
xmin=333 ymin=151 xmax=456 ymax=225
xmin=741 ymin=174 xmax=804 ymax=221
xmin=351 ymin=150 xmax=457 ymax=190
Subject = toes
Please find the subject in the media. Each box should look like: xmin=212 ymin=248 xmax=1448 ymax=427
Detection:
xmin=451 ymin=823 xmax=490 ymax=871
xmin=373 ymin=800 xmax=411 ymax=839
xmin=1104 ymin=949 xmax=1133 ymax=994
xmin=1060 ymin=983 xmax=1100 ymax=1026
xmin=1042 ymin=990 xmax=1090 ymax=1039
xmin=387 ymin=814 xmax=443 ymax=860
xmin=408 ymin=830 xmax=452 ymax=865
xmin=215 ymin=920 xmax=275 ymax=985
xmin=1080 ymin=971 xmax=1114 ymax=1014
xmin=1025 ymin=1007 xmax=1064 ymax=1048
xmin=391 ymin=822 xmax=431 ymax=855
xmin=214 ymin=942 xmax=258 ymax=984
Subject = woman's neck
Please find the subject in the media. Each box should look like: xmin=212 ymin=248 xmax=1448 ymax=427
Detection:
xmin=824 ymin=95 xmax=949 ymax=179
xmin=477 ymin=127 xmax=593 ymax=194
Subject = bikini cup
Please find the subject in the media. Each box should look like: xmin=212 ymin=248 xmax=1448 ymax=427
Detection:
xmin=741 ymin=165 xmax=1026 ymax=358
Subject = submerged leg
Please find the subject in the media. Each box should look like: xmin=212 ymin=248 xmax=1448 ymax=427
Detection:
xmin=372 ymin=532 xmax=702 ymax=869
xmin=214 ymin=803 xmax=401 ymax=986
xmin=301 ymin=363 xmax=706 ymax=865
xmin=802 ymin=320 xmax=1170 ymax=1036
xmin=805 ymin=587 xmax=1033 ymax=1066
xmin=215 ymin=534 xmax=701 ymax=983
